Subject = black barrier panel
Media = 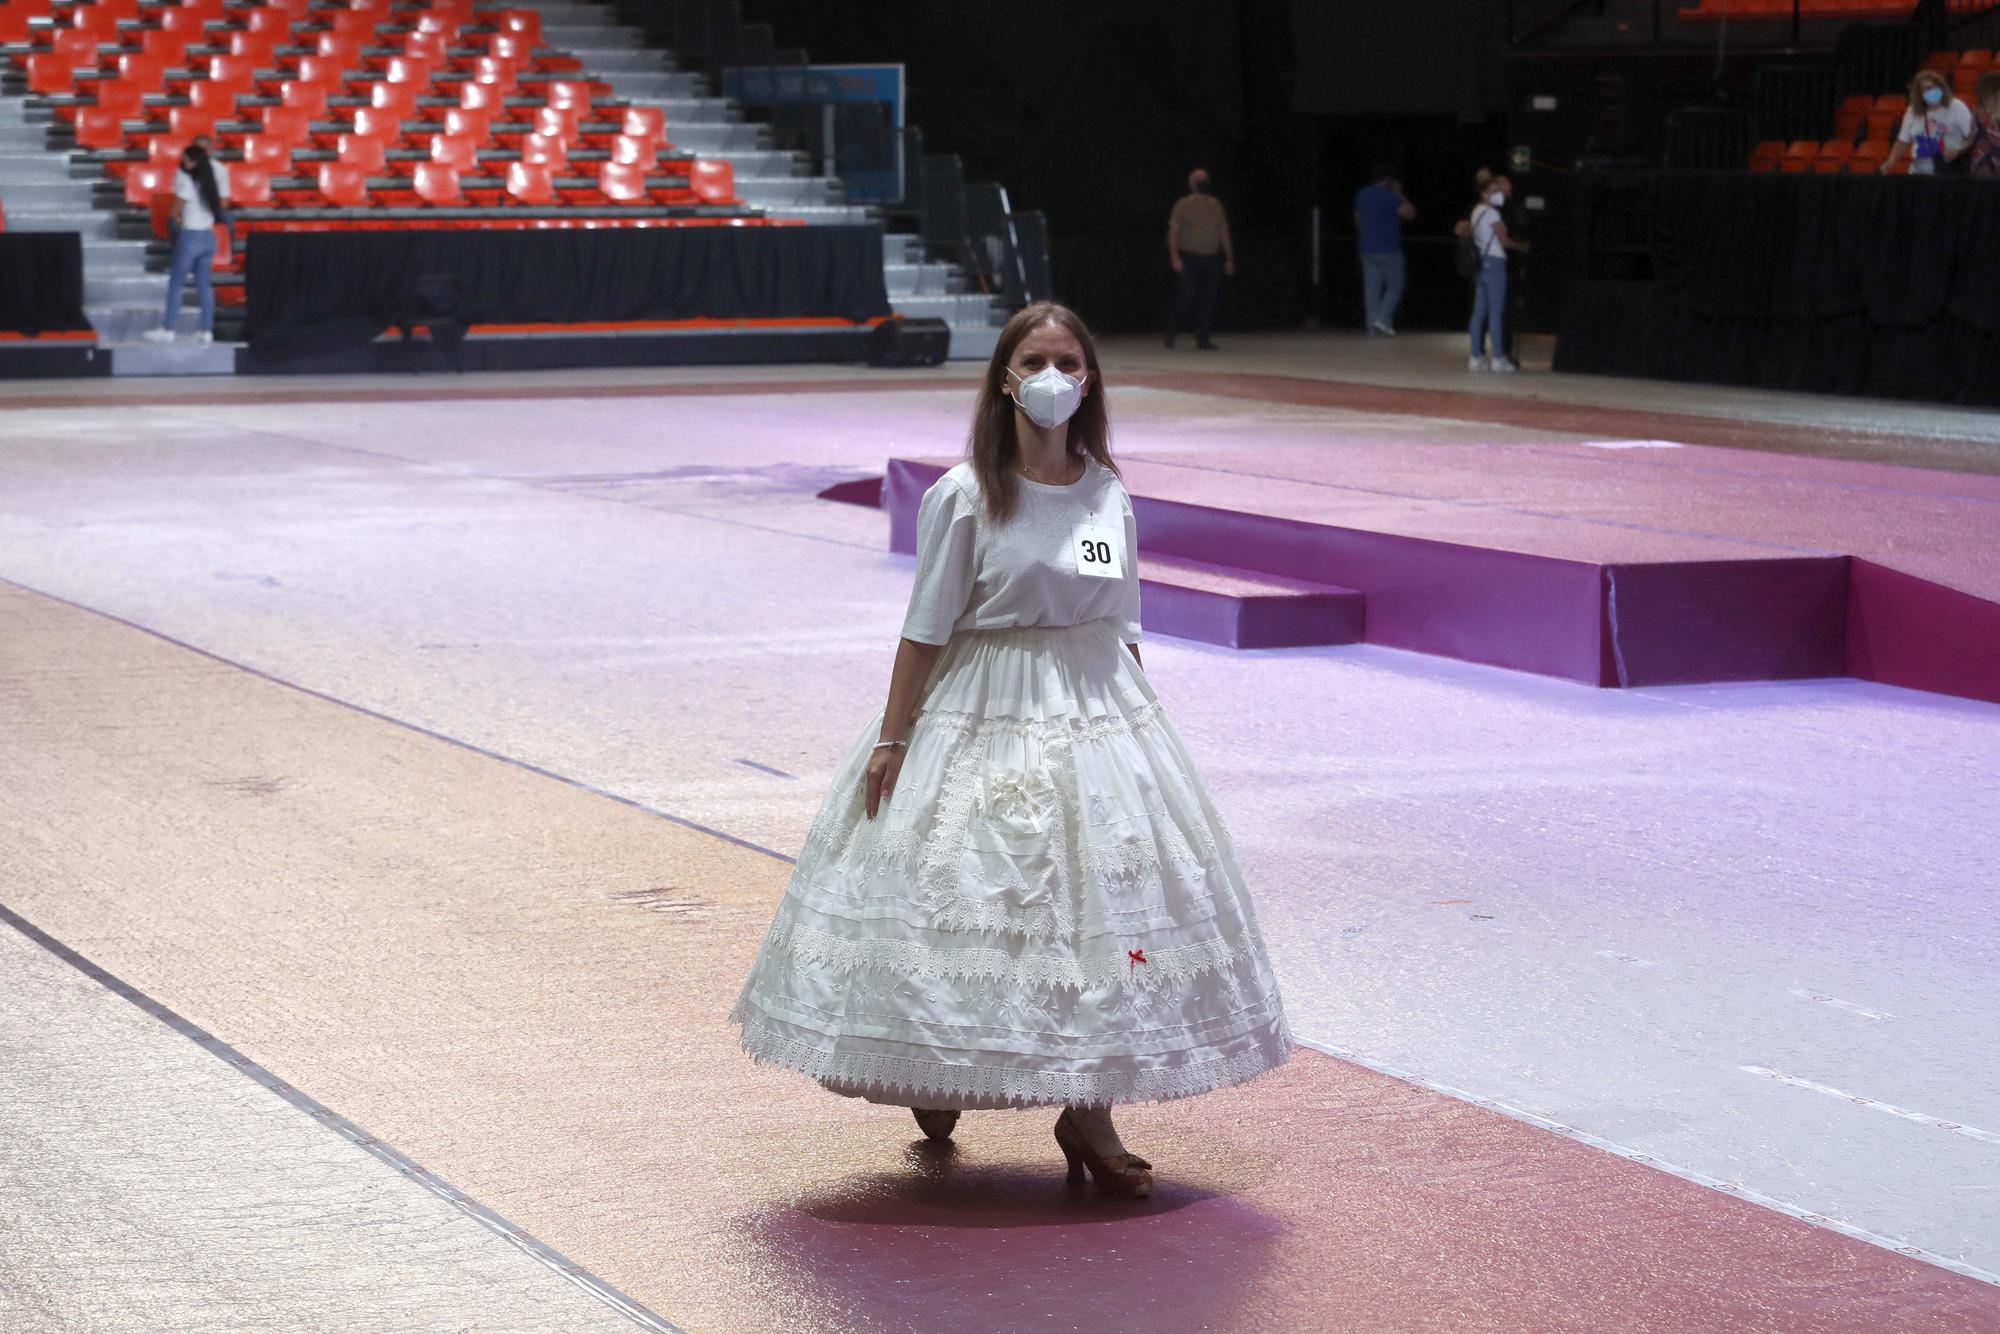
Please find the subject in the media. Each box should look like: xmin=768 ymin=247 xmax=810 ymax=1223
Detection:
xmin=243 ymin=225 xmax=892 ymax=363
xmin=0 ymin=234 xmax=92 ymax=337
xmin=1556 ymin=170 xmax=2000 ymax=407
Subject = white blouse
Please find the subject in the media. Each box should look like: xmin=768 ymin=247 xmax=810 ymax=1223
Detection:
xmin=900 ymin=457 xmax=1143 ymax=646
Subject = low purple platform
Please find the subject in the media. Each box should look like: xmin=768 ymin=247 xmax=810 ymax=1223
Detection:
xmin=867 ymin=454 xmax=2000 ymax=701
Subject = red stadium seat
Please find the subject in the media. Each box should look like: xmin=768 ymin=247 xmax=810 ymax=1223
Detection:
xmin=533 ymin=105 xmax=579 ymax=143
xmin=504 ymin=160 xmax=553 ymax=204
xmin=207 ymin=56 xmax=258 ymax=94
xmin=168 ymin=106 xmax=216 ymax=140
xmin=66 ymin=5 xmax=119 ymax=42
xmin=544 ymin=78 xmax=590 ymax=112
xmin=497 ymin=9 xmax=541 ymax=44
xmin=260 ymin=105 xmax=311 ymax=147
xmin=294 ymin=56 xmax=347 ymax=90
xmin=336 ymin=131 xmax=388 ymax=172
xmin=95 ymin=80 xmax=146 ymax=119
xmin=242 ymin=133 xmax=292 ymax=173
xmin=369 ymin=81 xmax=418 ymax=118
xmin=487 ymin=32 xmax=529 ymax=63
xmin=315 ymin=34 xmax=362 ymax=65
xmin=413 ymin=12 xmax=459 ymax=39
xmin=139 ymin=27 xmax=190 ymax=66
xmin=51 ymin=27 xmax=99 ymax=67
xmin=230 ymin=164 xmax=272 ymax=206
xmin=189 ymin=80 xmax=238 ymax=118
xmin=621 ymin=106 xmax=666 ymax=143
xmin=610 ymin=134 xmax=656 ymax=167
xmin=598 ymin=160 xmax=646 ymax=203
xmin=148 ymin=136 xmax=189 ymax=165
xmin=123 ymin=162 xmax=173 ymax=209
xmin=317 ymin=161 xmax=369 ymax=207
xmin=385 ymin=56 xmax=433 ymax=87
xmin=329 ymin=9 xmax=378 ymax=39
xmin=116 ymin=52 xmax=164 ymax=90
xmin=413 ymin=161 xmax=462 ymax=204
xmin=458 ymin=81 xmax=504 ymax=113
xmin=26 ymin=54 xmax=76 ymax=96
xmin=429 ymin=133 xmax=477 ymax=171
xmin=156 ymin=6 xmax=207 ymax=39
xmin=76 ymin=108 xmax=127 ymax=150
xmin=280 ymin=80 xmax=329 ymax=119
xmin=443 ymin=107 xmax=491 ymax=141
xmin=244 ymin=7 xmax=289 ymax=38
xmin=689 ymin=158 xmax=734 ymax=204
xmin=351 ymin=105 xmax=400 ymax=139
xmin=1813 ymin=140 xmax=1854 ymax=173
xmin=470 ymin=57 xmax=518 ymax=96
xmin=403 ymin=31 xmax=448 ymax=64
xmin=519 ymin=130 xmax=566 ymax=168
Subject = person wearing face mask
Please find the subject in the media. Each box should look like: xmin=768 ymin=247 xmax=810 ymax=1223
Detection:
xmin=1881 ymin=69 xmax=1973 ymax=176
xmin=730 ymin=299 xmax=1292 ymax=1203
xmin=1466 ymin=173 xmax=1528 ymax=373
xmin=1164 ymin=167 xmax=1234 ymax=351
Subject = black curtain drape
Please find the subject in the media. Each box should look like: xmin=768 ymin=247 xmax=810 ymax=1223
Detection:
xmin=244 ymin=225 xmax=892 ymax=361
xmin=1555 ymin=172 xmax=2000 ymax=407
xmin=0 ymin=234 xmax=91 ymax=336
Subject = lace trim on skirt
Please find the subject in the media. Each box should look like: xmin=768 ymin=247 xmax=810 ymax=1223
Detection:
xmin=734 ymin=1010 xmax=1293 ymax=1109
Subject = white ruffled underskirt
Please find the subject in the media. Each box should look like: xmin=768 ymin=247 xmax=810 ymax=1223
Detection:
xmin=728 ymin=617 xmax=1292 ymax=1110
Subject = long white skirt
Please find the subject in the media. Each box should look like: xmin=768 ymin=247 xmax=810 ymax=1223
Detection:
xmin=728 ymin=616 xmax=1292 ymax=1110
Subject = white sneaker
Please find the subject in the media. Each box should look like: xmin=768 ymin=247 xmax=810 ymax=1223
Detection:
xmin=1488 ymin=357 xmax=1518 ymax=374
xmin=1373 ymin=322 xmax=1396 ymax=338
xmin=141 ymin=327 xmax=175 ymax=344
xmin=1467 ymin=355 xmax=1488 ymax=372
xmin=193 ymin=331 xmax=213 ymax=346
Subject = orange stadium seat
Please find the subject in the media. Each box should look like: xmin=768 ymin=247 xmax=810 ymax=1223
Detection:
xmin=1814 ymin=140 xmax=1854 ymax=172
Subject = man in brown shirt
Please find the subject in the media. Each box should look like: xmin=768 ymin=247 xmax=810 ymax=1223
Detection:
xmin=1165 ymin=167 xmax=1233 ymax=350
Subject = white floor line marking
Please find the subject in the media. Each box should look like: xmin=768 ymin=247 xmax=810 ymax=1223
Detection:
xmin=1290 ymin=1036 xmax=2000 ymax=1288
xmin=1740 ymin=1066 xmax=2000 ymax=1144
xmin=1789 ymin=988 xmax=1893 ymax=1021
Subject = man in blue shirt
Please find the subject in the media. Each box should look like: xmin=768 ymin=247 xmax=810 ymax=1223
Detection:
xmin=1353 ymin=163 xmax=1416 ymax=337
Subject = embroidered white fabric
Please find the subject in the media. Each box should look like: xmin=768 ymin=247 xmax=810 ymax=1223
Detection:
xmin=729 ymin=616 xmax=1292 ymax=1110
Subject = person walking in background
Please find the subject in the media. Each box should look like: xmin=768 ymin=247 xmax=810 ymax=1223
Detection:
xmin=1880 ymin=68 xmax=1973 ymax=175
xmin=1354 ymin=164 xmax=1415 ymax=337
xmin=1164 ymin=167 xmax=1233 ymax=351
xmin=1466 ymin=173 xmax=1527 ymax=374
xmin=142 ymin=141 xmax=229 ymax=347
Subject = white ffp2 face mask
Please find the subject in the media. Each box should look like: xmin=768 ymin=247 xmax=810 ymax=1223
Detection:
xmin=1008 ymin=365 xmax=1086 ymax=430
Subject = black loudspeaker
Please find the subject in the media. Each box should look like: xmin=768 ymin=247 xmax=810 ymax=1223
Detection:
xmin=866 ymin=318 xmax=951 ymax=367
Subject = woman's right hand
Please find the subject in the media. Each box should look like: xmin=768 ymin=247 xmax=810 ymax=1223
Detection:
xmin=865 ymin=747 xmax=904 ymax=820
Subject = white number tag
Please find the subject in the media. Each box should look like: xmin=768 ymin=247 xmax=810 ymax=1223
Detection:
xmin=1072 ymin=522 xmax=1122 ymax=579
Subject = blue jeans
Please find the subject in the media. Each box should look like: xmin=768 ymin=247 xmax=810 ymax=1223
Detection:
xmin=1360 ymin=251 xmax=1404 ymax=331
xmin=1468 ymin=255 xmax=1507 ymax=359
xmin=164 ymin=225 xmax=217 ymax=333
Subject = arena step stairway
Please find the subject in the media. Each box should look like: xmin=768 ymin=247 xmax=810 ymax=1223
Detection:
xmin=522 ymin=0 xmax=1010 ymax=359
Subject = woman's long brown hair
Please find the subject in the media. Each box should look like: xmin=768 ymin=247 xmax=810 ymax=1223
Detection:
xmin=965 ymin=301 xmax=1118 ymax=525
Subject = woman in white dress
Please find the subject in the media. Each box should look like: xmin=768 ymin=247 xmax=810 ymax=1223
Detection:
xmin=730 ymin=300 xmax=1291 ymax=1199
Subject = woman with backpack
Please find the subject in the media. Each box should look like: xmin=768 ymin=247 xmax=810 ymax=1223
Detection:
xmin=1458 ymin=173 xmax=1528 ymax=373
xmin=142 ymin=142 xmax=230 ymax=347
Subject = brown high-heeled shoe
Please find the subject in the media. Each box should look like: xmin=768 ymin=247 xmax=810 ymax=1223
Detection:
xmin=1053 ymin=1108 xmax=1153 ymax=1198
xmin=912 ymin=1107 xmax=960 ymax=1141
